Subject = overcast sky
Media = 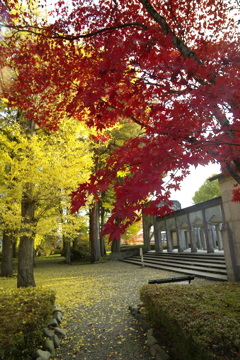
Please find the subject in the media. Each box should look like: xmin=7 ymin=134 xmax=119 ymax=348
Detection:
xmin=169 ymin=163 xmax=221 ymax=208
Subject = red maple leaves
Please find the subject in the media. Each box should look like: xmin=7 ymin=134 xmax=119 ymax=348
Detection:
xmin=1 ymin=0 xmax=240 ymax=239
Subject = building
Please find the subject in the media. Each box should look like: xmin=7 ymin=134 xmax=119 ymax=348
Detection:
xmin=142 ymin=174 xmax=240 ymax=282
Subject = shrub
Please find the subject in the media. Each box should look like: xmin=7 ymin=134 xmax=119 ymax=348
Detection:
xmin=70 ymin=245 xmax=91 ymax=262
xmin=0 ymin=287 xmax=55 ymax=360
xmin=140 ymin=282 xmax=240 ymax=360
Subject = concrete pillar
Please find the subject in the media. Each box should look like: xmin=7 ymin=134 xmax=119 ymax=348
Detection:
xmin=190 ymin=228 xmax=198 ymax=253
xmin=218 ymin=175 xmax=240 ymax=281
xmin=196 ymin=228 xmax=202 ymax=249
xmin=176 ymin=228 xmax=184 ymax=252
xmin=173 ymin=216 xmax=183 ymax=252
xmin=202 ymin=209 xmax=214 ymax=253
xmin=216 ymin=224 xmax=223 ymax=250
xmin=165 ymin=222 xmax=173 ymax=252
xmin=153 ymin=217 xmax=163 ymax=253
xmin=201 ymin=228 xmax=207 ymax=250
xmin=207 ymin=225 xmax=216 ymax=252
xmin=188 ymin=214 xmax=197 ymax=253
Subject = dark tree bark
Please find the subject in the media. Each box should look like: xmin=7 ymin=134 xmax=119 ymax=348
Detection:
xmin=99 ymin=202 xmax=106 ymax=257
xmin=62 ymin=236 xmax=72 ymax=263
xmin=12 ymin=240 xmax=17 ymax=258
xmin=62 ymin=238 xmax=68 ymax=255
xmin=1 ymin=231 xmax=13 ymax=277
xmin=111 ymin=237 xmax=120 ymax=253
xmin=17 ymin=119 xmax=37 ymax=287
xmin=72 ymin=237 xmax=78 ymax=249
xmin=17 ymin=235 xmax=35 ymax=287
xmin=89 ymin=200 xmax=101 ymax=262
xmin=17 ymin=190 xmax=36 ymax=288
xmin=64 ymin=240 xmax=71 ymax=264
xmin=111 ymin=216 xmax=121 ymax=253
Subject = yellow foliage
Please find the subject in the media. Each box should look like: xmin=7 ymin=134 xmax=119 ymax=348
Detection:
xmin=0 ymin=113 xmax=93 ymax=239
xmin=0 ymin=286 xmax=55 ymax=360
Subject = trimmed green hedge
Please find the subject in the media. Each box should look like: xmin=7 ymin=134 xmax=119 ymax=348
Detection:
xmin=140 ymin=282 xmax=240 ymax=360
xmin=0 ymin=287 xmax=55 ymax=360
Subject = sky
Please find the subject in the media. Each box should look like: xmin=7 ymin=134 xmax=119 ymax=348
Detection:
xmin=168 ymin=163 xmax=221 ymax=209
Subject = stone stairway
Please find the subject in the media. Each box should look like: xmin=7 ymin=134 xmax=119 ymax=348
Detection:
xmin=121 ymin=251 xmax=228 ymax=281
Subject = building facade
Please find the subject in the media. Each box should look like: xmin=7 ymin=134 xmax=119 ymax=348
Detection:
xmin=142 ymin=174 xmax=240 ymax=281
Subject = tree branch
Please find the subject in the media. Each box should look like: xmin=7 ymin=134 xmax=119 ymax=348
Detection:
xmin=0 ymin=22 xmax=148 ymax=40
xmin=138 ymin=0 xmax=201 ymax=63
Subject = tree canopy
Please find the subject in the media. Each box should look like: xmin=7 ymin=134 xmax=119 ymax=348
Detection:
xmin=0 ymin=0 xmax=240 ymax=241
xmin=192 ymin=174 xmax=221 ymax=204
xmin=0 ymin=110 xmax=93 ymax=234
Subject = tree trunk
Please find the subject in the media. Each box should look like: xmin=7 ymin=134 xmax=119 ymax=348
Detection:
xmin=17 ymin=235 xmax=35 ymax=287
xmin=16 ymin=118 xmax=37 ymax=287
xmin=17 ymin=192 xmax=36 ymax=288
xmin=100 ymin=202 xmax=106 ymax=256
xmin=64 ymin=240 xmax=71 ymax=264
xmin=1 ymin=231 xmax=13 ymax=277
xmin=12 ymin=240 xmax=17 ymax=258
xmin=111 ymin=216 xmax=121 ymax=253
xmin=62 ymin=239 xmax=67 ymax=256
xmin=111 ymin=237 xmax=120 ymax=253
xmin=89 ymin=200 xmax=101 ymax=262
xmin=73 ymin=238 xmax=78 ymax=249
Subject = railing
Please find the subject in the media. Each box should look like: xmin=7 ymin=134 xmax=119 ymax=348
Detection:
xmin=148 ymin=275 xmax=195 ymax=284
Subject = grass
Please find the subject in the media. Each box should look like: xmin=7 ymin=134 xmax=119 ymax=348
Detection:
xmin=140 ymin=282 xmax=240 ymax=360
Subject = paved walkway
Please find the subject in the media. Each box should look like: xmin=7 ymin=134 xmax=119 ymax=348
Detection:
xmin=39 ymin=260 xmax=210 ymax=360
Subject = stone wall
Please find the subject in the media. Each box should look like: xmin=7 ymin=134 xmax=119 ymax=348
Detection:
xmin=218 ymin=175 xmax=240 ymax=281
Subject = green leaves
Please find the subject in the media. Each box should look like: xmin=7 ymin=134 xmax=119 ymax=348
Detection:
xmin=192 ymin=174 xmax=221 ymax=204
xmin=140 ymin=282 xmax=240 ymax=360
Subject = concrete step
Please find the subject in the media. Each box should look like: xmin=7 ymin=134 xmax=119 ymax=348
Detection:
xmin=121 ymin=258 xmax=228 ymax=281
xmin=141 ymin=256 xmax=226 ymax=269
xmin=144 ymin=252 xmax=226 ymax=261
xmin=128 ymin=256 xmax=227 ymax=273
xmin=121 ymin=253 xmax=228 ymax=281
xmin=128 ymin=257 xmax=227 ymax=274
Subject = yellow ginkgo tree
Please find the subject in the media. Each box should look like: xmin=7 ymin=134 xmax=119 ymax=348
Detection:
xmin=0 ymin=105 xmax=93 ymax=286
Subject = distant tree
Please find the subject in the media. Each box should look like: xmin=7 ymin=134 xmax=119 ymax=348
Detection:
xmin=86 ymin=120 xmax=142 ymax=260
xmin=192 ymin=174 xmax=221 ymax=204
xmin=121 ymin=220 xmax=142 ymax=245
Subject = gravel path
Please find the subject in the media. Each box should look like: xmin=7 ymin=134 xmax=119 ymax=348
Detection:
xmin=40 ymin=260 xmax=210 ymax=360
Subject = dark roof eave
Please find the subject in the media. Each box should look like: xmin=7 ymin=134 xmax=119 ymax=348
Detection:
xmin=208 ymin=173 xmax=224 ymax=182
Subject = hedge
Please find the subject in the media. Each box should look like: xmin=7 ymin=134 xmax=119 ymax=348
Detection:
xmin=140 ymin=282 xmax=240 ymax=360
xmin=0 ymin=287 xmax=55 ymax=360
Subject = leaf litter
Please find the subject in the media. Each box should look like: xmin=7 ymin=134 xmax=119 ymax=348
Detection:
xmin=0 ymin=258 xmax=210 ymax=359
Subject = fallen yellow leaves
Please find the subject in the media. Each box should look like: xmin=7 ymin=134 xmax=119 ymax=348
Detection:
xmin=0 ymin=258 xmax=209 ymax=359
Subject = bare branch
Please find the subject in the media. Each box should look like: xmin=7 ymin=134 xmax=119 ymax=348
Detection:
xmin=0 ymin=22 xmax=148 ymax=40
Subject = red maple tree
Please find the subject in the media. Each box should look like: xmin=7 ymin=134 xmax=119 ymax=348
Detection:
xmin=1 ymin=0 xmax=240 ymax=241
